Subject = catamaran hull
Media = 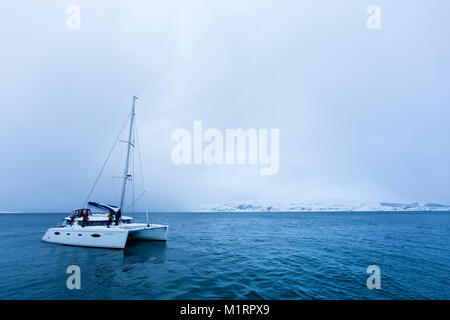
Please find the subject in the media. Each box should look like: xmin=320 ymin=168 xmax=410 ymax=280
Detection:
xmin=129 ymin=225 xmax=168 ymax=241
xmin=42 ymin=228 xmax=130 ymax=249
xmin=42 ymin=224 xmax=169 ymax=249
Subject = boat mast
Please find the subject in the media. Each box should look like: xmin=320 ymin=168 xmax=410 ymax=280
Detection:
xmin=120 ymin=95 xmax=137 ymax=210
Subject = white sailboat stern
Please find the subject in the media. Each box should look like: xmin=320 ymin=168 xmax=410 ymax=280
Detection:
xmin=127 ymin=224 xmax=168 ymax=241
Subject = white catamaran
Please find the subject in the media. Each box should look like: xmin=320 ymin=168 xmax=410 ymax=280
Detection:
xmin=42 ymin=96 xmax=168 ymax=249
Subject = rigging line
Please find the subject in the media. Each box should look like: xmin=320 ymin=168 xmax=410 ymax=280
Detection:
xmin=135 ymin=121 xmax=151 ymax=225
xmin=82 ymin=110 xmax=132 ymax=208
xmin=125 ymin=191 xmax=146 ymax=211
xmin=111 ymin=177 xmax=119 ymax=203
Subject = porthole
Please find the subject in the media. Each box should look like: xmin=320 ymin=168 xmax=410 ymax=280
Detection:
xmin=67 ymin=233 xmax=70 ymax=235
xmin=91 ymin=234 xmax=101 ymax=238
xmin=78 ymin=234 xmax=82 ymax=236
xmin=54 ymin=232 xmax=60 ymax=235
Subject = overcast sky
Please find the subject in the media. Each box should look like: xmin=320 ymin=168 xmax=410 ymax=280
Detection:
xmin=1 ymin=1 xmax=449 ymax=212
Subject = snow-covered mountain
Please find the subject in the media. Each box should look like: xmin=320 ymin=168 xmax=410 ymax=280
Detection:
xmin=196 ymin=200 xmax=450 ymax=212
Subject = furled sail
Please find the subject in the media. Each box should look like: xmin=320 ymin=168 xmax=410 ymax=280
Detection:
xmin=87 ymin=201 xmax=120 ymax=213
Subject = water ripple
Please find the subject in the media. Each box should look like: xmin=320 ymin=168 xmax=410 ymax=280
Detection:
xmin=0 ymin=211 xmax=448 ymax=299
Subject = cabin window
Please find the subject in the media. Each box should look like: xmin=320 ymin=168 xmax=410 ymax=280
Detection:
xmin=78 ymin=234 xmax=82 ymax=236
xmin=74 ymin=209 xmax=91 ymax=217
xmin=54 ymin=232 xmax=60 ymax=235
xmin=91 ymin=234 xmax=101 ymax=238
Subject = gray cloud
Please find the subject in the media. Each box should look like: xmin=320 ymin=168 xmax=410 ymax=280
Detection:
xmin=1 ymin=1 xmax=449 ymax=212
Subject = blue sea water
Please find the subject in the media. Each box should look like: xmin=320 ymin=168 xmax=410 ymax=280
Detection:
xmin=0 ymin=211 xmax=448 ymax=300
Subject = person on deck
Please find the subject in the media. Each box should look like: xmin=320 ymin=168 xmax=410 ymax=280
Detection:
xmin=115 ymin=209 xmax=122 ymax=226
xmin=82 ymin=210 xmax=89 ymax=227
xmin=69 ymin=214 xmax=75 ymax=226
xmin=107 ymin=210 xmax=113 ymax=228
